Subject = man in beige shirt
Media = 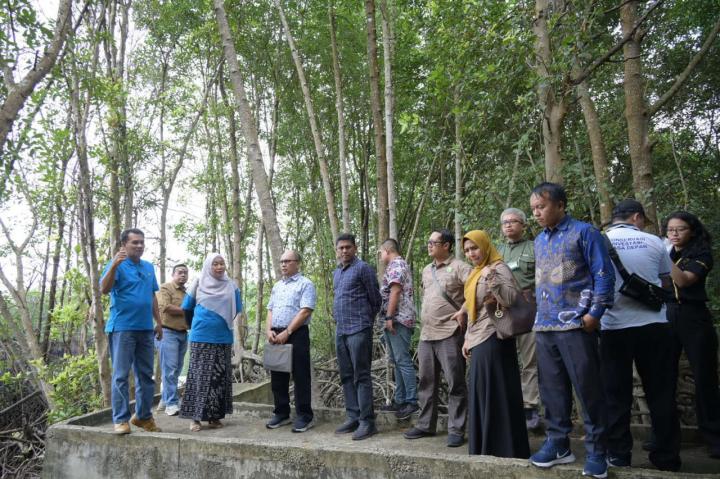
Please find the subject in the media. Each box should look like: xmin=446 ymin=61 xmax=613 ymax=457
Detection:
xmin=156 ymin=264 xmax=189 ymax=416
xmin=404 ymin=229 xmax=472 ymax=447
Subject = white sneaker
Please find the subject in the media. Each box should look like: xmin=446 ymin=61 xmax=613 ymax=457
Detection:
xmin=165 ymin=405 xmax=179 ymax=416
xmin=156 ymin=400 xmax=166 ymax=412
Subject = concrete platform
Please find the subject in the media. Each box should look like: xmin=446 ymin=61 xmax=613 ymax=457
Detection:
xmin=43 ymin=383 xmax=720 ymax=478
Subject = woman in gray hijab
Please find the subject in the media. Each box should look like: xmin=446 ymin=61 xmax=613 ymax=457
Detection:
xmin=180 ymin=253 xmax=242 ymax=431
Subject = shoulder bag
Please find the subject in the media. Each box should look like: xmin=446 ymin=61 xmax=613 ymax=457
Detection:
xmin=602 ymin=234 xmax=669 ymax=312
xmin=488 ymin=271 xmax=536 ymax=339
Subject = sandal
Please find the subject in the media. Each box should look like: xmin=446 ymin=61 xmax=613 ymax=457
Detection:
xmin=190 ymin=421 xmax=201 ymax=432
xmin=208 ymin=420 xmax=223 ymax=429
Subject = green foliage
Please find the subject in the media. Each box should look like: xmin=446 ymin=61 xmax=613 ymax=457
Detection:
xmin=35 ymin=352 xmax=102 ymax=423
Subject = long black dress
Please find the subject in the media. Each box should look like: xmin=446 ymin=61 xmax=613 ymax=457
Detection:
xmin=468 ymin=334 xmax=530 ymax=458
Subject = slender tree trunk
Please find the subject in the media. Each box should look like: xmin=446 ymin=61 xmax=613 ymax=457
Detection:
xmin=621 ymin=1 xmax=657 ymax=230
xmin=0 ymin=0 xmax=72 ymax=158
xmin=380 ymin=0 xmax=397 ymax=240
xmin=576 ymin=75 xmax=612 ymax=224
xmin=69 ymin=35 xmax=112 ymax=406
xmin=214 ymin=0 xmax=283 ymax=277
xmin=275 ymin=0 xmax=339 ymax=242
xmin=219 ymin=73 xmax=244 ymax=287
xmin=329 ymin=4 xmax=351 ymax=233
xmin=37 ymin=223 xmax=53 ymax=347
xmin=533 ymin=0 xmax=567 ymax=183
xmin=453 ymin=88 xmax=463 ymax=258
xmin=365 ymin=0 xmax=389 ymax=260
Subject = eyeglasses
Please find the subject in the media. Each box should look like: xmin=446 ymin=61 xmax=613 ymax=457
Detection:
xmin=666 ymin=227 xmax=689 ymax=234
xmin=501 ymin=219 xmax=523 ymax=226
xmin=427 ymin=240 xmax=445 ymax=247
xmin=280 ymin=259 xmax=298 ymax=264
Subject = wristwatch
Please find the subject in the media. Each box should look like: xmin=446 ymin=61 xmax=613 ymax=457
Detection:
xmin=286 ymin=328 xmax=292 ymax=336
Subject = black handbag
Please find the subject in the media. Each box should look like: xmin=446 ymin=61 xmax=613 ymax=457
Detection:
xmin=602 ymin=235 xmax=670 ymax=312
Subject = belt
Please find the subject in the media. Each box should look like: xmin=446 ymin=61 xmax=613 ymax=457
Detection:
xmin=162 ymin=326 xmax=187 ymax=333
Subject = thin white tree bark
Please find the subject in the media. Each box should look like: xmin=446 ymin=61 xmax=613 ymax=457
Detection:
xmin=274 ymin=0 xmax=339 ymax=242
xmin=214 ymin=0 xmax=283 ymax=278
xmin=380 ymin=0 xmax=397 ymax=240
xmin=329 ymin=4 xmax=351 ymax=233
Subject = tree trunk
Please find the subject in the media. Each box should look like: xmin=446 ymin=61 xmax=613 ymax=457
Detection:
xmin=214 ymin=0 xmax=283 ymax=278
xmin=533 ymin=0 xmax=567 ymax=183
xmin=365 ymin=0 xmax=389 ymax=261
xmin=275 ymin=0 xmax=339 ymax=243
xmin=0 ymin=0 xmax=72 ymax=157
xmin=329 ymin=4 xmax=351 ymax=233
xmin=621 ymin=1 xmax=657 ymax=230
xmin=219 ymin=73 xmax=244 ymax=287
xmin=69 ymin=36 xmax=112 ymax=406
xmin=380 ymin=0 xmax=397 ymax=240
xmin=576 ymin=75 xmax=612 ymax=224
xmin=453 ymin=88 xmax=463 ymax=258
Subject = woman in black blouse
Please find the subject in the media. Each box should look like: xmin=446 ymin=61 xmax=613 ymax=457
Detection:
xmin=663 ymin=211 xmax=720 ymax=458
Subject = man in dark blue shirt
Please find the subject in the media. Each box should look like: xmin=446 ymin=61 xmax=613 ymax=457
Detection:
xmin=528 ymin=183 xmax=614 ymax=479
xmin=332 ymin=233 xmax=382 ymax=440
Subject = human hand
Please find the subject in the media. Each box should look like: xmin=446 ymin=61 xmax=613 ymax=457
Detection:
xmin=451 ymin=310 xmax=467 ymax=330
xmin=462 ymin=340 xmax=471 ymax=359
xmin=385 ymin=319 xmax=396 ymax=334
xmin=154 ymin=323 xmax=163 ymax=341
xmin=266 ymin=330 xmax=277 ymax=344
xmin=581 ymin=313 xmax=599 ymax=332
xmin=113 ymin=247 xmax=128 ymax=266
xmin=275 ymin=330 xmax=290 ymax=345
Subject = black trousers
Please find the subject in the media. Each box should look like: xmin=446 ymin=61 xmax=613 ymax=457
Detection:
xmin=600 ymin=322 xmax=681 ymax=470
xmin=270 ymin=325 xmax=313 ymax=422
xmin=667 ymin=302 xmax=720 ymax=452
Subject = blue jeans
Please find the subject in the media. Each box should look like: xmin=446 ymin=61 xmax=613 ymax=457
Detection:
xmin=336 ymin=327 xmax=375 ymax=425
xmin=158 ymin=329 xmax=188 ymax=407
xmin=109 ymin=330 xmax=156 ymax=424
xmin=384 ymin=324 xmax=417 ymax=405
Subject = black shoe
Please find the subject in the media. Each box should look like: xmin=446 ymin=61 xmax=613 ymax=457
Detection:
xmin=352 ymin=422 xmax=378 ymax=441
xmin=395 ymin=403 xmax=419 ymax=421
xmin=380 ymin=402 xmax=401 ymax=412
xmin=447 ymin=433 xmax=464 ymax=447
xmin=404 ymin=426 xmax=435 ymax=440
xmin=335 ymin=419 xmax=359 ymax=434
xmin=292 ymin=418 xmax=314 ymax=433
xmin=266 ymin=414 xmax=292 ymax=429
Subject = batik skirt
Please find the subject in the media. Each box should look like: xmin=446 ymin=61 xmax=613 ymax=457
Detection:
xmin=180 ymin=342 xmax=233 ymax=421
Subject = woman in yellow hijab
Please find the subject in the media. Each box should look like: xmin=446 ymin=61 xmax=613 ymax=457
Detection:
xmin=457 ymin=230 xmax=529 ymax=459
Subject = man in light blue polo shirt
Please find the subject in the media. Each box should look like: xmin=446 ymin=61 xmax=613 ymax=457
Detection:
xmin=101 ymin=228 xmax=163 ymax=435
xmin=265 ymin=250 xmax=317 ymax=433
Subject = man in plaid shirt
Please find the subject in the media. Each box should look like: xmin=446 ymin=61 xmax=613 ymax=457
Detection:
xmin=333 ymin=233 xmax=382 ymax=441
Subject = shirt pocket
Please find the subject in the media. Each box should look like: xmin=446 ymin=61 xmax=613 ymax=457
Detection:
xmin=519 ymin=255 xmax=535 ymax=275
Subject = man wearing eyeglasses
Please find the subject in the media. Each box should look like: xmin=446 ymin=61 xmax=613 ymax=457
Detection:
xmin=497 ymin=208 xmax=541 ymax=432
xmin=405 ymin=229 xmax=472 ymax=448
xmin=265 ymin=250 xmax=317 ymax=433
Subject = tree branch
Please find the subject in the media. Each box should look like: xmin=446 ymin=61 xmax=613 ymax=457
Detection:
xmin=648 ymin=15 xmax=720 ymax=117
xmin=572 ymin=0 xmax=663 ymax=86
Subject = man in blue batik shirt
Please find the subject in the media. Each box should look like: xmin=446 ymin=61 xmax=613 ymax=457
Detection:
xmin=264 ymin=250 xmax=317 ymax=433
xmin=100 ymin=228 xmax=163 ymax=435
xmin=527 ymin=183 xmax=615 ymax=479
xmin=332 ymin=233 xmax=382 ymax=441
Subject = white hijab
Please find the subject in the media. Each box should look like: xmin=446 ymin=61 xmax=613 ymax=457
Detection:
xmin=191 ymin=253 xmax=237 ymax=331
